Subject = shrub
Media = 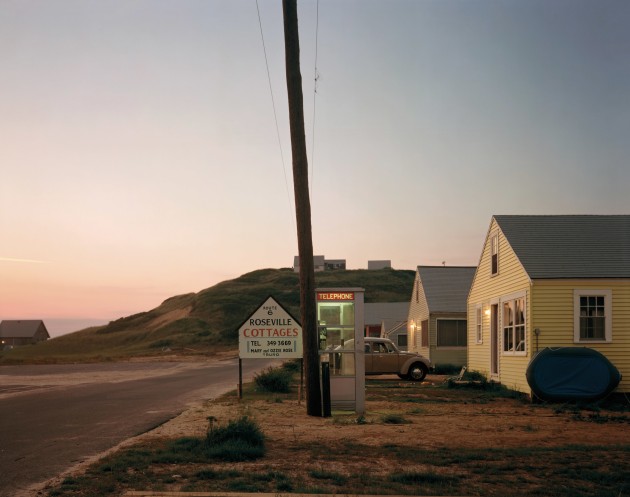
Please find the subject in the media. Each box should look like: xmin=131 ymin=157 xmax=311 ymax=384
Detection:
xmin=254 ymin=366 xmax=292 ymax=393
xmin=381 ymin=413 xmax=411 ymax=424
xmin=206 ymin=438 xmax=266 ymax=461
xmin=446 ymin=369 xmax=488 ymax=389
xmin=432 ymin=363 xmax=461 ymax=375
xmin=282 ymin=359 xmax=301 ymax=372
xmin=205 ymin=416 xmax=265 ymax=461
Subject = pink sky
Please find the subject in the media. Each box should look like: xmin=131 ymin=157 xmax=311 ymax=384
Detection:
xmin=2 ymin=1 xmax=627 ymax=321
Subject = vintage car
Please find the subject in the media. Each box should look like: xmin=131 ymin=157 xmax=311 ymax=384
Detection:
xmin=362 ymin=337 xmax=431 ymax=381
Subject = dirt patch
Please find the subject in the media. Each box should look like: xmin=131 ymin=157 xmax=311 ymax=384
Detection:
xmin=36 ymin=374 xmax=630 ymax=496
xmin=145 ymin=306 xmax=193 ymax=331
xmin=138 ymin=375 xmax=629 ymax=449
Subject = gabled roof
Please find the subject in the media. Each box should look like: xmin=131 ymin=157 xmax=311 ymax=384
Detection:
xmin=0 ymin=320 xmax=49 ymax=339
xmin=417 ymin=266 xmax=476 ymax=313
xmin=385 ymin=320 xmax=407 ymax=336
xmin=494 ymin=215 xmax=630 ymax=279
xmin=364 ymin=302 xmax=409 ymax=325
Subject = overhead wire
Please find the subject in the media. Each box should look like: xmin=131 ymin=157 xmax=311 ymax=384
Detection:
xmin=255 ymin=0 xmax=295 ymax=229
xmin=310 ymin=0 xmax=320 ymax=197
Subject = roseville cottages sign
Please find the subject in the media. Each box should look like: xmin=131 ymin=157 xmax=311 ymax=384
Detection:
xmin=238 ymin=296 xmax=303 ymax=359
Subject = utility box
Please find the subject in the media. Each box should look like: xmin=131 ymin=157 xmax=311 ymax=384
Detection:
xmin=316 ymin=288 xmax=365 ymax=414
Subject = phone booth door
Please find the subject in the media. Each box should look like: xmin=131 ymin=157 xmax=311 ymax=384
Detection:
xmin=316 ymin=288 xmax=365 ymax=414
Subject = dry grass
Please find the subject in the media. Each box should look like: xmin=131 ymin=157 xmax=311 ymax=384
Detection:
xmin=44 ymin=373 xmax=630 ymax=497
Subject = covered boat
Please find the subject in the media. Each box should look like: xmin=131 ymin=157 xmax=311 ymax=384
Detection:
xmin=526 ymin=347 xmax=621 ymax=402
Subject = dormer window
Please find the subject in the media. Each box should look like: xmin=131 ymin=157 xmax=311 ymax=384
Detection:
xmin=491 ymin=234 xmax=498 ymax=276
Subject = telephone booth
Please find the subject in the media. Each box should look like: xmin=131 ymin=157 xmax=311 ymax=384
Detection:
xmin=316 ymin=288 xmax=365 ymax=414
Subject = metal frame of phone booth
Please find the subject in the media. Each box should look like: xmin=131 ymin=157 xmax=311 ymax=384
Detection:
xmin=316 ymin=288 xmax=365 ymax=414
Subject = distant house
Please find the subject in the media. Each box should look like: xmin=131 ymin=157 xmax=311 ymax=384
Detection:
xmin=468 ymin=215 xmax=630 ymax=394
xmin=293 ymin=256 xmax=346 ymax=272
xmin=368 ymin=260 xmax=392 ymax=270
xmin=363 ymin=302 xmax=409 ymax=349
xmin=408 ymin=266 xmax=476 ymax=368
xmin=325 ymin=259 xmax=347 ymax=271
xmin=0 ymin=320 xmax=50 ymax=348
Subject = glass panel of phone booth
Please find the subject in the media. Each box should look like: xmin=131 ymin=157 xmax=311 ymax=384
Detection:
xmin=318 ymin=302 xmax=355 ymax=376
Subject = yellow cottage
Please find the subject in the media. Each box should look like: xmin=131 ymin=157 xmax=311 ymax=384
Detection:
xmin=468 ymin=215 xmax=630 ymax=395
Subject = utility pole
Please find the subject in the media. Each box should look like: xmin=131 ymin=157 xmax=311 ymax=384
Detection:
xmin=283 ymin=0 xmax=322 ymax=417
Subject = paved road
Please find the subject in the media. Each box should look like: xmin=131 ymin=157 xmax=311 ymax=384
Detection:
xmin=0 ymin=358 xmax=272 ymax=497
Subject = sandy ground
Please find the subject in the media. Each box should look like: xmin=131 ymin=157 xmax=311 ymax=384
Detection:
xmin=14 ymin=368 xmax=630 ymax=496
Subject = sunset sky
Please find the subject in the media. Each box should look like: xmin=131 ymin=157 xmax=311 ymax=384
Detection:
xmin=2 ymin=0 xmax=628 ymax=328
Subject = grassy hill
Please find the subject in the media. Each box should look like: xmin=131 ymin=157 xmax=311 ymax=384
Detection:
xmin=0 ymin=268 xmax=415 ymax=363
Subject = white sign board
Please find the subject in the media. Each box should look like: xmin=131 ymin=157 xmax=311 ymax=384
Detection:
xmin=238 ymin=296 xmax=303 ymax=359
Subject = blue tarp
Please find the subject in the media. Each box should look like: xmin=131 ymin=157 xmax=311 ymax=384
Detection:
xmin=526 ymin=347 xmax=621 ymax=402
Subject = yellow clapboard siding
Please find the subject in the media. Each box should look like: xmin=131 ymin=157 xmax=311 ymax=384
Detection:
xmin=532 ymin=279 xmax=630 ymax=391
xmin=469 ymin=217 xmax=630 ymax=394
xmin=468 ymin=218 xmax=531 ymax=392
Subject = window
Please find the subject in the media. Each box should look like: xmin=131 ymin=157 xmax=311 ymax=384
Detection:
xmin=574 ymin=289 xmax=612 ymax=342
xmin=437 ymin=319 xmax=467 ymax=347
xmin=491 ymin=234 xmax=499 ymax=275
xmin=421 ymin=319 xmax=429 ymax=348
xmin=397 ymin=334 xmax=408 ymax=348
xmin=502 ymin=297 xmax=525 ymax=354
xmin=475 ymin=305 xmax=483 ymax=344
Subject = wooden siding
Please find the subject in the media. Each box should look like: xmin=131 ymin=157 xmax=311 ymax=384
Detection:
xmin=468 ymin=218 xmax=532 ymax=392
xmin=531 ymin=279 xmax=630 ymax=392
xmin=408 ymin=271 xmax=430 ymax=357
xmin=469 ymin=217 xmax=630 ymax=395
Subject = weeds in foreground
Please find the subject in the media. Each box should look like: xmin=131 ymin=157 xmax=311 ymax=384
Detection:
xmin=310 ymin=468 xmax=348 ymax=486
xmin=48 ymin=437 xmax=630 ymax=497
xmin=45 ymin=376 xmax=630 ymax=497
xmin=254 ymin=365 xmax=293 ymax=393
xmin=380 ymin=413 xmax=411 ymax=424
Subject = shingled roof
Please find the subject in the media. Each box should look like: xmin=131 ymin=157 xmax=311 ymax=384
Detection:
xmin=417 ymin=266 xmax=476 ymax=313
xmin=494 ymin=215 xmax=630 ymax=279
xmin=0 ymin=320 xmax=50 ymax=339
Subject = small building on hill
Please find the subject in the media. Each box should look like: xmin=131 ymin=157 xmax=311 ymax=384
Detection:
xmin=0 ymin=320 xmax=50 ymax=348
xmin=293 ymin=256 xmax=346 ymax=272
xmin=368 ymin=260 xmax=392 ymax=270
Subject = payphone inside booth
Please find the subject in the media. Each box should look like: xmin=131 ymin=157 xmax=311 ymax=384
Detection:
xmin=316 ymin=288 xmax=365 ymax=414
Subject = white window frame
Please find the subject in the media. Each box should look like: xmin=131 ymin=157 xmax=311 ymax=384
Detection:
xmin=573 ymin=289 xmax=612 ymax=343
xmin=475 ymin=304 xmax=483 ymax=344
xmin=501 ymin=291 xmax=526 ymax=356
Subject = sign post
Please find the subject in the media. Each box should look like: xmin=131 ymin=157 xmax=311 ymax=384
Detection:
xmin=238 ymin=296 xmax=303 ymax=397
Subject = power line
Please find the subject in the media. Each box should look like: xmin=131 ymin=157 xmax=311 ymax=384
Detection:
xmin=310 ymin=0 xmax=320 ymax=197
xmin=256 ymin=0 xmax=295 ymax=229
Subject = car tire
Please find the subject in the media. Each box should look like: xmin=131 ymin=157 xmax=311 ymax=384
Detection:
xmin=407 ymin=363 xmax=428 ymax=382
xmin=397 ymin=373 xmax=409 ymax=380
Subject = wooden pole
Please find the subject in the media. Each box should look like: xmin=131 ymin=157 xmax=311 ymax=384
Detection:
xmin=283 ymin=0 xmax=322 ymax=417
xmin=238 ymin=358 xmax=243 ymax=400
